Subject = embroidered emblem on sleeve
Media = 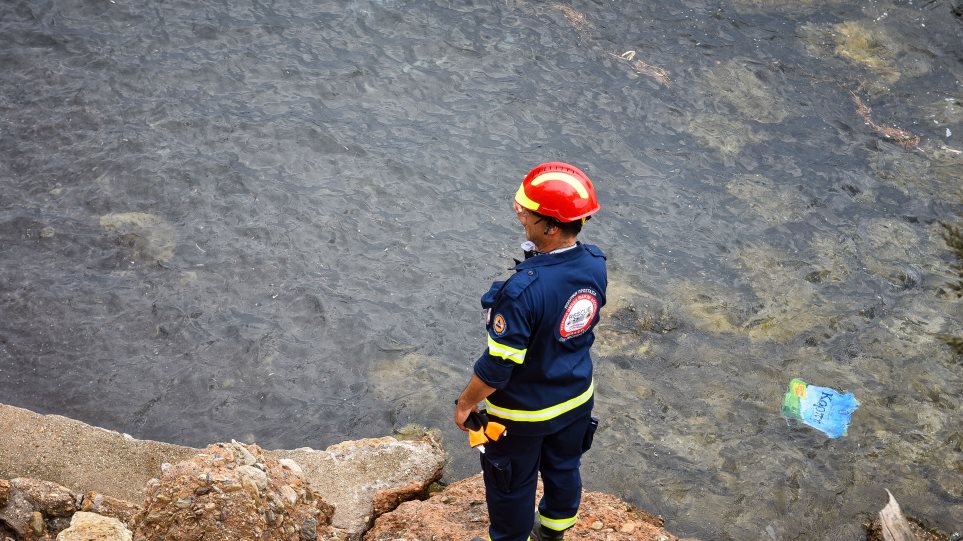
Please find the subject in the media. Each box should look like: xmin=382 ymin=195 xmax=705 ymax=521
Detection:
xmin=559 ymin=289 xmax=599 ymax=340
xmin=493 ymin=313 xmax=507 ymax=336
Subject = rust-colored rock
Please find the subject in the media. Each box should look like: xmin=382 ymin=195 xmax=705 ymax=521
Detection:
xmin=12 ymin=478 xmax=77 ymax=518
xmin=0 ymin=480 xmax=9 ymax=508
xmin=80 ymin=492 xmax=140 ymax=526
xmin=131 ymin=442 xmax=336 ymax=541
xmin=1 ymin=478 xmax=78 ymax=541
xmin=364 ymin=474 xmax=689 ymax=541
xmin=370 ymin=481 xmax=432 ymax=517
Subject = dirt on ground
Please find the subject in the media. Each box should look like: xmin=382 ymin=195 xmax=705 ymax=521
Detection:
xmin=364 ymin=473 xmax=695 ymax=541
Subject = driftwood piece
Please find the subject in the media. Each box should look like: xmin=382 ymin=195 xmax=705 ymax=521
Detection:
xmin=878 ymin=490 xmax=917 ymax=541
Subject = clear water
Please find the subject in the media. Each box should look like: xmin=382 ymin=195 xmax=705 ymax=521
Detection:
xmin=1 ymin=1 xmax=961 ymax=539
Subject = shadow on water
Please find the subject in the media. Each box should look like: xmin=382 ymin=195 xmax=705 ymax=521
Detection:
xmin=1 ymin=0 xmax=961 ymax=538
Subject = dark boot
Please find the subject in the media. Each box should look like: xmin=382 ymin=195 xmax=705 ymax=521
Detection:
xmin=531 ymin=524 xmax=565 ymax=541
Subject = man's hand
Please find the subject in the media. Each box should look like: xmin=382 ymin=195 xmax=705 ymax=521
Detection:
xmin=454 ymin=375 xmax=496 ymax=431
xmin=454 ymin=401 xmax=478 ymax=432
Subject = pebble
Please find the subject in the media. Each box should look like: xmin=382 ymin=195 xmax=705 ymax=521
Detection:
xmin=279 ymin=485 xmax=298 ymax=506
xmin=591 ymin=520 xmax=604 ymax=530
xmin=279 ymin=458 xmax=303 ymax=476
xmin=30 ymin=512 xmax=44 ymax=534
xmin=301 ymin=517 xmax=318 ymax=541
xmin=231 ymin=441 xmax=257 ymax=466
xmin=238 ymin=465 xmax=269 ymax=491
xmin=619 ymin=522 xmax=636 ymax=533
xmin=175 ymin=497 xmax=192 ymax=509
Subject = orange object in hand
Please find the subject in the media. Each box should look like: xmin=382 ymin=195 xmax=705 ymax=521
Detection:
xmin=464 ymin=410 xmax=508 ymax=453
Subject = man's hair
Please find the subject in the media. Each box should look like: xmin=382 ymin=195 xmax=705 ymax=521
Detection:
xmin=533 ymin=211 xmax=586 ymax=237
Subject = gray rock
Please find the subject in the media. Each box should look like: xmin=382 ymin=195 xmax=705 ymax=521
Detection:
xmin=273 ymin=434 xmax=445 ymax=539
xmin=237 ymin=465 xmax=268 ymax=492
xmin=301 ymin=516 xmax=318 ymax=540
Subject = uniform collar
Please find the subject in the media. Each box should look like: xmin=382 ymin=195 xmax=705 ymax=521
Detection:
xmin=514 ymin=241 xmax=585 ymax=270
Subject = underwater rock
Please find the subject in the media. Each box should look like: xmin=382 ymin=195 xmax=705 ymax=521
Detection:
xmin=371 ymin=353 xmax=465 ymax=428
xmin=731 ymin=0 xmax=844 ymax=13
xmin=671 ymin=280 xmax=745 ymax=337
xmin=869 ymin=147 xmax=963 ymax=201
xmin=726 ymin=174 xmax=808 ymax=224
xmin=701 ymin=59 xmax=790 ymax=124
xmin=594 ymin=279 xmax=674 ymax=360
xmin=857 ymin=219 xmax=927 ymax=289
xmin=99 ymin=212 xmax=176 ymax=263
xmin=672 ymin=244 xmax=837 ymax=343
xmin=686 ymin=112 xmax=765 ymax=157
xmin=800 ymin=20 xmax=931 ymax=91
xmin=808 ymin=234 xmax=858 ymax=283
xmin=924 ymin=97 xmax=963 ymax=131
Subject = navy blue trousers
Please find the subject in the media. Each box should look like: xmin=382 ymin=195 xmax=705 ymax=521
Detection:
xmin=480 ymin=414 xmax=594 ymax=541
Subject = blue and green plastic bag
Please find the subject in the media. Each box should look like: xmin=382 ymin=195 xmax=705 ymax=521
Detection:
xmin=781 ymin=378 xmax=858 ymax=439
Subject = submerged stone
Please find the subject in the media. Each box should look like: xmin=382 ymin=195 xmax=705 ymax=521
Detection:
xmin=672 ymin=244 xmax=837 ymax=343
xmin=594 ymin=278 xmax=671 ymax=360
xmin=726 ymin=174 xmax=808 ymax=224
xmin=857 ymin=218 xmax=928 ymax=288
xmin=808 ymin=234 xmax=858 ymax=283
xmin=371 ymin=353 xmax=465 ymax=427
xmin=731 ymin=0 xmax=843 ymax=12
xmin=701 ymin=59 xmax=791 ymax=124
xmin=686 ymin=112 xmax=765 ymax=157
xmin=800 ymin=20 xmax=931 ymax=91
xmin=869 ymin=147 xmax=963 ymax=201
xmin=99 ymin=212 xmax=176 ymax=263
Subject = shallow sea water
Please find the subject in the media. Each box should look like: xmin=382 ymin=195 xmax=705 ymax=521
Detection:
xmin=1 ymin=0 xmax=962 ymax=539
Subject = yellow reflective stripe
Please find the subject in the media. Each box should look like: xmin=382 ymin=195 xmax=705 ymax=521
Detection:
xmin=539 ymin=512 xmax=578 ymax=531
xmin=487 ymin=336 xmax=526 ymax=364
xmin=531 ymin=171 xmax=589 ymax=198
xmin=485 ymin=380 xmax=594 ymax=422
xmin=515 ymin=184 xmax=540 ymax=211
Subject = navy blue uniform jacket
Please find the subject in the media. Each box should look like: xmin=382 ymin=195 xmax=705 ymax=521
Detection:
xmin=474 ymin=242 xmax=607 ymax=436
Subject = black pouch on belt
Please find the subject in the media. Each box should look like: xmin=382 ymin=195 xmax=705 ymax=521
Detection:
xmin=581 ymin=416 xmax=599 ymax=453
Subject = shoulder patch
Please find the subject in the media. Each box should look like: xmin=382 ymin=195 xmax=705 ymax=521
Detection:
xmin=559 ymin=288 xmax=599 ymax=340
xmin=492 ymin=313 xmax=507 ymax=336
xmin=502 ymin=269 xmax=538 ymax=299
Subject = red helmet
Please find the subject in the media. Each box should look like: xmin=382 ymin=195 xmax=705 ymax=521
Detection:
xmin=514 ymin=162 xmax=600 ymax=223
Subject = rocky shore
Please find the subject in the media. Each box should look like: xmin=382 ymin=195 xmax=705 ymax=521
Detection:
xmin=0 ymin=403 xmax=688 ymax=541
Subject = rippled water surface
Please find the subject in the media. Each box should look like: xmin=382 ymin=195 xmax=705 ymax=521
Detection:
xmin=2 ymin=0 xmax=962 ymax=538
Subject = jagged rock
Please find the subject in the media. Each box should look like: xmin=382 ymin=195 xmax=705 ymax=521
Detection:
xmin=80 ymin=492 xmax=140 ymax=526
xmin=0 ymin=478 xmax=77 ymax=540
xmin=12 ymin=479 xmax=76 ymax=518
xmin=364 ymin=474 xmax=691 ymax=541
xmin=131 ymin=443 xmax=336 ymax=541
xmin=275 ymin=434 xmax=444 ymax=539
xmin=1 ymin=404 xmax=446 ymax=541
xmin=56 ymin=512 xmax=132 ymax=541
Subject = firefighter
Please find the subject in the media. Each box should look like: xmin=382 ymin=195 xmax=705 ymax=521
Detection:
xmin=455 ymin=162 xmax=606 ymax=541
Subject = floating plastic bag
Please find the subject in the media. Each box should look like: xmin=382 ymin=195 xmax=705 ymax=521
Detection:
xmin=781 ymin=378 xmax=859 ymax=438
